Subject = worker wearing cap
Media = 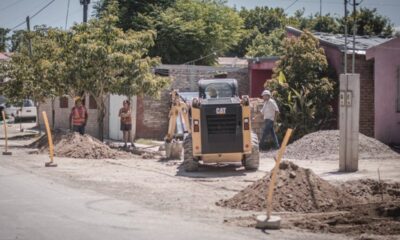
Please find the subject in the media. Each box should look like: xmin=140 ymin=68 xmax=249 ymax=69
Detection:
xmin=260 ymin=90 xmax=280 ymax=150
xmin=69 ymin=97 xmax=88 ymax=135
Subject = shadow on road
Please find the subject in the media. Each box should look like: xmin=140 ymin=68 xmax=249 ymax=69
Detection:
xmin=176 ymin=163 xmax=250 ymax=178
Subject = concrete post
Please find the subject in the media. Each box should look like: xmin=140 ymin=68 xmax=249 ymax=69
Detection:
xmin=339 ymin=74 xmax=360 ymax=172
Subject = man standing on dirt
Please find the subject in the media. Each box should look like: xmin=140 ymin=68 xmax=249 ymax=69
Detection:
xmin=259 ymin=90 xmax=280 ymax=150
xmin=69 ymin=97 xmax=88 ymax=135
xmin=119 ymin=100 xmax=132 ymax=148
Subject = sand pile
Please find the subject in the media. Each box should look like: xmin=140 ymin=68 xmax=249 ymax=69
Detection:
xmin=217 ymin=161 xmax=359 ymax=212
xmin=52 ymin=132 xmax=130 ymax=159
xmin=272 ymin=130 xmax=399 ymax=160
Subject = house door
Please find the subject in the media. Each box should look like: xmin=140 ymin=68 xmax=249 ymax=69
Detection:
xmin=108 ymin=95 xmax=137 ymax=141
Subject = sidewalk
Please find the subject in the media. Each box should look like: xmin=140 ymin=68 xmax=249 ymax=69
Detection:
xmin=0 ymin=122 xmax=39 ymax=140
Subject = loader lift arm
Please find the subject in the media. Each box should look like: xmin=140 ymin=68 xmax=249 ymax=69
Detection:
xmin=164 ymin=90 xmax=191 ymax=159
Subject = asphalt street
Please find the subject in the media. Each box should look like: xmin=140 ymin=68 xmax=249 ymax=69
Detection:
xmin=0 ymin=164 xmax=266 ymax=240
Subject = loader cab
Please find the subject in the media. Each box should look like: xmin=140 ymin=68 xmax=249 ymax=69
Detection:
xmin=184 ymin=78 xmax=259 ymax=172
xmin=198 ymin=79 xmax=238 ymax=99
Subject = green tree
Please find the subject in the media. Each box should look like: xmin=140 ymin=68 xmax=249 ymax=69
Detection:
xmin=239 ymin=6 xmax=286 ymax=35
xmin=266 ymin=31 xmax=335 ymax=140
xmin=246 ymin=28 xmax=286 ymax=57
xmin=94 ymin=0 xmax=176 ymax=31
xmin=64 ymin=1 xmax=170 ymax=140
xmin=288 ymin=10 xmax=339 ymax=33
xmin=228 ymin=6 xmax=286 ymax=57
xmin=338 ymin=7 xmax=393 ymax=36
xmin=0 ymin=28 xmax=10 ymax=52
xmin=99 ymin=0 xmax=243 ymax=65
xmin=10 ymin=30 xmax=25 ymax=52
xmin=0 ymin=26 xmax=65 ymax=128
xmin=146 ymin=0 xmax=243 ymax=65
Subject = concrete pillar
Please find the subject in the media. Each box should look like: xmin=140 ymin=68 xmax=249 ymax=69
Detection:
xmin=339 ymin=74 xmax=360 ymax=172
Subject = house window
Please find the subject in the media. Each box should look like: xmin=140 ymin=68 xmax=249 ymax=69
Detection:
xmin=397 ymin=66 xmax=400 ymax=112
xmin=59 ymin=96 xmax=68 ymax=108
xmin=89 ymin=95 xmax=97 ymax=109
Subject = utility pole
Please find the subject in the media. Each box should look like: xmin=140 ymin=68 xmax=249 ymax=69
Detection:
xmin=26 ymin=16 xmax=32 ymax=57
xmin=344 ymin=0 xmax=348 ymax=74
xmin=80 ymin=0 xmax=90 ymax=23
xmin=352 ymin=0 xmax=357 ymax=73
xmin=320 ymin=0 xmax=322 ymax=17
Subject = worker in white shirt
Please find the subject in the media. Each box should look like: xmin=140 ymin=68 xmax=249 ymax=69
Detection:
xmin=259 ymin=90 xmax=280 ymax=150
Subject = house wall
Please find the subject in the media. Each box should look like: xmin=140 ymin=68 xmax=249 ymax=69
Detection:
xmin=39 ymin=95 xmax=110 ymax=139
xmin=248 ymin=60 xmax=277 ymax=98
xmin=345 ymin=54 xmax=375 ymax=138
xmin=367 ymin=38 xmax=400 ymax=144
xmin=135 ymin=65 xmax=249 ymax=140
xmin=320 ymin=43 xmax=375 ymax=137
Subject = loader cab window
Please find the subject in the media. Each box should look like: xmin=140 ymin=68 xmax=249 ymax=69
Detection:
xmin=200 ymin=82 xmax=237 ymax=99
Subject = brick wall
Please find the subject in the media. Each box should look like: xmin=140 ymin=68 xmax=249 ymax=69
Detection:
xmin=346 ymin=55 xmax=375 ymax=137
xmin=39 ymin=94 xmax=110 ymax=139
xmin=135 ymin=65 xmax=249 ymax=139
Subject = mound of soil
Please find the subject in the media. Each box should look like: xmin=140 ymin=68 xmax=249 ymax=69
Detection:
xmin=341 ymin=179 xmax=400 ymax=203
xmin=31 ymin=130 xmax=130 ymax=159
xmin=53 ymin=132 xmax=130 ymax=159
xmin=274 ymin=130 xmax=399 ymax=160
xmin=289 ymin=201 xmax=400 ymax=236
xmin=217 ymin=161 xmax=359 ymax=212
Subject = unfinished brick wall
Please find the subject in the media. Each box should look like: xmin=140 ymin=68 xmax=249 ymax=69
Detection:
xmin=346 ymin=55 xmax=375 ymax=137
xmin=135 ymin=65 xmax=249 ymax=139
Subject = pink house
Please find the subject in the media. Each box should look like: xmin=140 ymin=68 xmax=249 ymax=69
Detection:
xmin=366 ymin=38 xmax=400 ymax=144
xmin=285 ymin=27 xmax=399 ymax=143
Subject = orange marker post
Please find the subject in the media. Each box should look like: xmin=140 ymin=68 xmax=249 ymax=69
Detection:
xmin=42 ymin=111 xmax=57 ymax=167
xmin=2 ymin=111 xmax=11 ymax=155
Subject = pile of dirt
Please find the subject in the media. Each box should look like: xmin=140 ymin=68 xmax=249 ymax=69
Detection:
xmin=217 ymin=161 xmax=359 ymax=212
xmin=52 ymin=132 xmax=130 ymax=159
xmin=274 ymin=130 xmax=399 ymax=160
xmin=32 ymin=131 xmax=130 ymax=159
xmin=341 ymin=179 xmax=400 ymax=203
xmin=288 ymin=201 xmax=400 ymax=236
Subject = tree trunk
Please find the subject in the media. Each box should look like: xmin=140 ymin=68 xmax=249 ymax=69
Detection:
xmin=51 ymin=97 xmax=55 ymax=130
xmin=96 ymin=96 xmax=106 ymax=141
xmin=35 ymin=102 xmax=41 ymax=134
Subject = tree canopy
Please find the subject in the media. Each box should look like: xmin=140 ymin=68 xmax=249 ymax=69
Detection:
xmin=266 ymin=31 xmax=335 ymax=140
xmin=62 ymin=1 xmax=170 ymax=139
xmin=246 ymin=28 xmax=286 ymax=58
xmin=97 ymin=0 xmax=243 ymax=65
xmin=0 ymin=28 xmax=10 ymax=52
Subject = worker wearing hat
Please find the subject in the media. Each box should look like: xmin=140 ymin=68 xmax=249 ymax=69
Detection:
xmin=259 ymin=90 xmax=280 ymax=150
xmin=69 ymin=97 xmax=88 ymax=135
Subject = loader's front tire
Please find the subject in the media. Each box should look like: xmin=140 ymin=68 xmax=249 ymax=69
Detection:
xmin=183 ymin=134 xmax=199 ymax=172
xmin=243 ymin=132 xmax=260 ymax=170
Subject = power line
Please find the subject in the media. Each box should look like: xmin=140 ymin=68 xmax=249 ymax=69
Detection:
xmin=0 ymin=0 xmax=25 ymax=12
xmin=65 ymin=0 xmax=71 ymax=30
xmin=31 ymin=0 xmax=56 ymax=19
xmin=9 ymin=0 xmax=57 ymax=31
xmin=285 ymin=0 xmax=300 ymax=11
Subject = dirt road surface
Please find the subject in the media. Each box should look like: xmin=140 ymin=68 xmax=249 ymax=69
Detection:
xmin=0 ymin=127 xmax=399 ymax=240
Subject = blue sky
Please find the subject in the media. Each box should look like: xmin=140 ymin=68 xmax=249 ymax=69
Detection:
xmin=0 ymin=0 xmax=399 ymax=32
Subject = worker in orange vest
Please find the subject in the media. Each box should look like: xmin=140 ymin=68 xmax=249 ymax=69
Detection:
xmin=69 ymin=97 xmax=88 ymax=135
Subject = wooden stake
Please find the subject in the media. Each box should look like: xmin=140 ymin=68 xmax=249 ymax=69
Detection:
xmin=2 ymin=111 xmax=11 ymax=155
xmin=42 ymin=111 xmax=57 ymax=167
xmin=266 ymin=128 xmax=293 ymax=219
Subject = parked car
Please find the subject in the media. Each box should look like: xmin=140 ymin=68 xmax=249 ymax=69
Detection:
xmin=4 ymin=99 xmax=37 ymax=121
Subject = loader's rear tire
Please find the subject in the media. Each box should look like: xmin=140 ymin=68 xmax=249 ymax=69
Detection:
xmin=183 ymin=134 xmax=199 ymax=172
xmin=243 ymin=132 xmax=260 ymax=170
